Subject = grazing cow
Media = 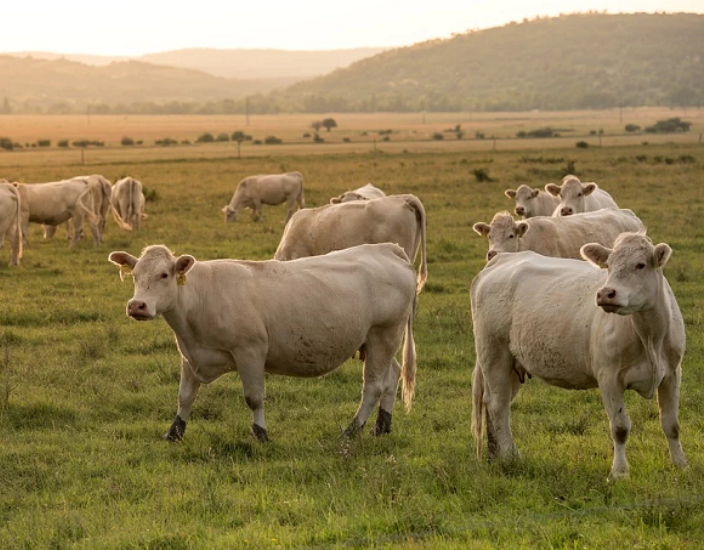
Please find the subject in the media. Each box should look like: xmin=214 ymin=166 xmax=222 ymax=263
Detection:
xmin=504 ymin=185 xmax=560 ymax=218
xmin=44 ymin=175 xmax=111 ymax=239
xmin=109 ymin=243 xmax=417 ymax=442
xmin=275 ymin=194 xmax=428 ymax=294
xmin=471 ymin=233 xmax=687 ymax=478
xmin=546 ymin=175 xmax=618 ymax=216
xmin=473 ymin=209 xmax=644 ymax=261
xmin=330 ymin=183 xmax=386 ymax=204
xmin=110 ymin=177 xmax=146 ymax=230
xmin=14 ymin=177 xmax=106 ymax=247
xmin=0 ymin=182 xmax=23 ymax=265
xmin=222 ymin=172 xmax=305 ymax=223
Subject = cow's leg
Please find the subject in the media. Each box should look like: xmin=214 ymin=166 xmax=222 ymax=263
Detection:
xmin=284 ymin=198 xmax=296 ymax=224
xmin=164 ymin=358 xmax=201 ymax=441
xmin=232 ymin=350 xmax=268 ymax=442
xmin=657 ymin=368 xmax=688 ymax=468
xmin=478 ymin=344 xmax=519 ymax=461
xmin=598 ymin=379 xmax=631 ymax=479
xmin=253 ymin=199 xmax=263 ymax=222
xmin=43 ymin=224 xmax=57 ymax=239
xmin=70 ymin=215 xmax=83 ymax=247
xmin=86 ymin=219 xmax=101 ymax=247
xmin=371 ymin=357 xmax=402 ymax=436
xmin=8 ymin=226 xmax=20 ymax=266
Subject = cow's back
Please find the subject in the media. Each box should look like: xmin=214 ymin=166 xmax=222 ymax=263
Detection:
xmin=587 ymin=188 xmax=618 ymax=211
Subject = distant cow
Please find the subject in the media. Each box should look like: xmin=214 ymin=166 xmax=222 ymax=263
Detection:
xmin=44 ymin=174 xmax=112 ymax=240
xmin=471 ymin=233 xmax=688 ymax=479
xmin=14 ymin=176 xmax=107 ymax=247
xmin=473 ymin=209 xmax=643 ymax=261
xmin=546 ymin=175 xmax=618 ymax=216
xmin=330 ymin=183 xmax=386 ymax=204
xmin=111 ymin=177 xmax=146 ymax=230
xmin=504 ymin=185 xmax=559 ymax=218
xmin=222 ymin=172 xmax=305 ymax=223
xmin=109 ymin=243 xmax=417 ymax=442
xmin=275 ymin=194 xmax=428 ymax=293
xmin=0 ymin=182 xmax=23 ymax=265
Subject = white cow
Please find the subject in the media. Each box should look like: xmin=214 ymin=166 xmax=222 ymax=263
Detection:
xmin=473 ymin=209 xmax=644 ymax=261
xmin=330 ymin=183 xmax=386 ymax=204
xmin=110 ymin=177 xmax=146 ymax=230
xmin=109 ymin=243 xmax=417 ymax=442
xmin=275 ymin=194 xmax=428 ymax=294
xmin=504 ymin=185 xmax=560 ymax=218
xmin=471 ymin=232 xmax=687 ymax=478
xmin=222 ymin=172 xmax=305 ymax=223
xmin=0 ymin=182 xmax=23 ymax=265
xmin=14 ymin=176 xmax=107 ymax=247
xmin=43 ymin=174 xmax=112 ymax=240
xmin=546 ymin=175 xmax=618 ymax=216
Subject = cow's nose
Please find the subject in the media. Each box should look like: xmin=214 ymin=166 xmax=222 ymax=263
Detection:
xmin=561 ymin=207 xmax=573 ymax=216
xmin=597 ymin=288 xmax=617 ymax=302
xmin=515 ymin=206 xmax=525 ymax=215
xmin=487 ymin=250 xmax=498 ymax=261
xmin=128 ymin=300 xmax=147 ymax=316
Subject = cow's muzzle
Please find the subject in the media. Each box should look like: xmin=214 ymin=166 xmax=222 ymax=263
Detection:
xmin=596 ymin=287 xmax=621 ymax=313
xmin=127 ymin=299 xmax=152 ymax=320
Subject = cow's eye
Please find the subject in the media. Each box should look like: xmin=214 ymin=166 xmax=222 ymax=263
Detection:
xmin=577 ymin=193 xmax=583 ymax=197
xmin=508 ymin=234 xmax=514 ymax=239
xmin=635 ymin=263 xmax=646 ymax=270
xmin=160 ymin=272 xmax=168 ymax=279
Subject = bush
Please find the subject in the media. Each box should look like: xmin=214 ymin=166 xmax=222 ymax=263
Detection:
xmin=475 ymin=131 xmax=485 ymax=140
xmin=231 ymin=131 xmax=251 ymax=142
xmin=155 ymin=138 xmax=178 ymax=146
xmin=302 ymin=133 xmax=311 ymax=138
xmin=645 ymin=118 xmax=692 ymax=134
xmin=196 ymin=132 xmax=215 ymax=143
xmin=625 ymin=124 xmax=641 ymax=133
xmin=58 ymin=139 xmax=69 ymax=148
xmin=473 ymin=168 xmax=494 ymax=182
xmin=143 ymin=186 xmax=159 ymax=202
xmin=382 ymin=136 xmax=390 ymax=142
xmin=432 ymin=132 xmax=444 ymax=140
xmin=253 ymin=140 xmax=262 ymax=145
xmin=264 ymin=135 xmax=282 ymax=145
xmin=313 ymin=133 xmax=324 ymax=143
xmin=342 ymin=137 xmax=351 ymax=143
xmin=121 ymin=136 xmax=135 ymax=146
xmin=0 ymin=137 xmax=13 ymax=151
xmin=517 ymin=127 xmax=555 ymax=138
xmin=575 ymin=141 xmax=589 ymax=148
xmin=37 ymin=139 xmax=51 ymax=147
xmin=216 ymin=133 xmax=230 ymax=142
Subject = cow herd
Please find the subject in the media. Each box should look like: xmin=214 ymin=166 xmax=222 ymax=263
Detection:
xmin=0 ymin=169 xmax=688 ymax=479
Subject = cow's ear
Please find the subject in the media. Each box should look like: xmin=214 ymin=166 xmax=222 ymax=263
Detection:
xmin=504 ymin=189 xmax=517 ymax=199
xmin=545 ymin=183 xmax=561 ymax=196
xmin=531 ymin=188 xmax=540 ymax=198
xmin=175 ymin=255 xmax=196 ymax=275
xmin=652 ymin=243 xmax=672 ymax=268
xmin=108 ymin=251 xmax=138 ymax=281
xmin=473 ymin=222 xmax=491 ymax=237
xmin=584 ymin=183 xmax=597 ymax=196
xmin=516 ymin=221 xmax=529 ymax=238
xmin=581 ymin=243 xmax=611 ymax=268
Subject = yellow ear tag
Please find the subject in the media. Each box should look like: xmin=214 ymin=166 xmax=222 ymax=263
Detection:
xmin=120 ymin=264 xmax=132 ymax=281
xmin=177 ymin=273 xmax=187 ymax=286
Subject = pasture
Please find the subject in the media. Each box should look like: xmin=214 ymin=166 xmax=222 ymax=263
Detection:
xmin=0 ymin=113 xmax=703 ymax=548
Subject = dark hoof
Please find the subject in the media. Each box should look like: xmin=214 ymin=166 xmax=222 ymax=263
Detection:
xmin=341 ymin=418 xmax=364 ymax=439
xmin=371 ymin=409 xmax=392 ymax=436
xmin=251 ymin=424 xmax=269 ymax=443
xmin=163 ymin=415 xmax=186 ymax=442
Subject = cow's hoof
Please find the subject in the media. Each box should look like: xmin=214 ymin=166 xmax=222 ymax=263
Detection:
xmin=371 ymin=409 xmax=392 ymax=436
xmin=341 ymin=419 xmax=364 ymax=439
xmin=163 ymin=415 xmax=186 ymax=442
xmin=251 ymin=424 xmax=269 ymax=443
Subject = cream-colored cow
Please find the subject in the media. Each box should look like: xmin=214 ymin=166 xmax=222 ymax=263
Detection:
xmin=222 ymin=172 xmax=305 ymax=223
xmin=504 ymin=185 xmax=560 ymax=218
xmin=110 ymin=177 xmax=146 ymax=230
xmin=546 ymin=175 xmax=618 ymax=216
xmin=275 ymin=194 xmax=427 ymax=294
xmin=0 ymin=182 xmax=22 ymax=265
xmin=109 ymin=243 xmax=417 ymax=442
xmin=330 ymin=183 xmax=386 ymax=204
xmin=471 ymin=233 xmax=687 ymax=478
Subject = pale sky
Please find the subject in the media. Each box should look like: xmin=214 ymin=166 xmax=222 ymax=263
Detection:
xmin=1 ymin=0 xmax=702 ymax=55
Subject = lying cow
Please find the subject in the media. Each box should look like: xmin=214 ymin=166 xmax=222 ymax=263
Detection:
xmin=546 ymin=175 xmax=618 ymax=216
xmin=275 ymin=194 xmax=428 ymax=294
xmin=109 ymin=243 xmax=417 ymax=442
xmin=222 ymin=172 xmax=305 ymax=223
xmin=0 ymin=181 xmax=22 ymax=265
xmin=504 ymin=185 xmax=559 ymax=218
xmin=471 ymin=232 xmax=687 ymax=478
xmin=473 ymin=209 xmax=644 ymax=261
xmin=110 ymin=177 xmax=146 ymax=231
xmin=330 ymin=183 xmax=386 ymax=204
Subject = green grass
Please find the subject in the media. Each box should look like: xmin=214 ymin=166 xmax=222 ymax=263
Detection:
xmin=1 ymin=140 xmax=703 ymax=548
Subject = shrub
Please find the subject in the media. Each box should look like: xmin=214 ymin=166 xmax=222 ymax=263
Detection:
xmin=37 ymin=139 xmax=51 ymax=147
xmin=625 ymin=124 xmax=641 ymax=133
xmin=432 ymin=133 xmax=444 ymax=141
xmin=72 ymin=140 xmax=90 ymax=148
xmin=475 ymin=131 xmax=485 ymax=140
xmin=575 ymin=141 xmax=589 ymax=148
xmin=382 ymin=136 xmax=390 ymax=142
xmin=216 ymin=133 xmax=230 ymax=142
xmin=231 ymin=131 xmax=251 ymax=142
xmin=0 ymin=137 xmax=13 ymax=151
xmin=645 ymin=118 xmax=692 ymax=134
xmin=155 ymin=138 xmax=178 ymax=146
xmin=473 ymin=168 xmax=494 ymax=182
xmin=264 ymin=135 xmax=282 ymax=145
xmin=58 ymin=139 xmax=69 ymax=148
xmin=342 ymin=137 xmax=351 ymax=143
xmin=302 ymin=133 xmax=311 ymax=138
xmin=517 ymin=127 xmax=555 ymax=138
xmin=121 ymin=136 xmax=134 ymax=146
xmin=313 ymin=133 xmax=324 ymax=143
xmin=253 ymin=139 xmax=262 ymax=145
xmin=143 ymin=186 xmax=159 ymax=202
xmin=196 ymin=132 xmax=215 ymax=143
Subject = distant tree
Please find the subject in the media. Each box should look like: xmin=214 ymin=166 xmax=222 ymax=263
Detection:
xmin=0 ymin=137 xmax=13 ymax=150
xmin=322 ymin=118 xmax=338 ymax=132
xmin=432 ymin=132 xmax=444 ymax=140
xmin=37 ymin=139 xmax=51 ymax=147
xmin=645 ymin=118 xmax=692 ymax=133
xmin=264 ymin=135 xmax=282 ymax=144
xmin=231 ymin=130 xmax=251 ymax=142
xmin=624 ymin=124 xmax=641 ymax=132
xmin=121 ymin=136 xmax=135 ymax=146
xmin=216 ymin=133 xmax=230 ymax=142
xmin=311 ymin=121 xmax=323 ymax=132
xmin=197 ymin=132 xmax=215 ymax=143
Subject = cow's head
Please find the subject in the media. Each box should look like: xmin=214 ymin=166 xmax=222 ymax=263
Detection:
xmin=581 ymin=232 xmax=670 ymax=315
xmin=330 ymin=192 xmax=361 ymax=204
xmin=222 ymin=205 xmax=238 ymax=222
xmin=473 ymin=212 xmax=529 ymax=261
xmin=505 ymin=185 xmax=542 ymax=218
xmin=546 ymin=175 xmax=597 ymax=217
xmin=109 ymin=245 xmax=196 ymax=320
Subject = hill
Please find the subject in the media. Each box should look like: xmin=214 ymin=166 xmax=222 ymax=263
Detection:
xmin=282 ymin=13 xmax=704 ymax=112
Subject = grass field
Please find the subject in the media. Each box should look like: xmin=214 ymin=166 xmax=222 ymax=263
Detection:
xmin=1 ymin=112 xmax=704 ymax=548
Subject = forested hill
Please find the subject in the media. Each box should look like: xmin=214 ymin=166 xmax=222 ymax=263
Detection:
xmin=282 ymin=13 xmax=704 ymax=112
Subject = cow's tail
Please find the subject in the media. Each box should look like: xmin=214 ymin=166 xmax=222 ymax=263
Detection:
xmin=8 ymin=184 xmax=23 ymax=263
xmin=404 ymin=194 xmax=428 ymax=294
xmin=471 ymin=365 xmax=484 ymax=461
xmin=109 ymin=181 xmax=133 ymax=230
xmin=296 ymin=172 xmax=305 ymax=208
xmin=401 ymin=293 xmax=417 ymax=411
xmin=76 ymin=184 xmax=101 ymax=227
xmin=126 ymin=177 xmax=135 ymax=227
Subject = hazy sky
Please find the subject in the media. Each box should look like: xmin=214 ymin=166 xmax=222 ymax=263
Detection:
xmin=1 ymin=0 xmax=702 ymax=55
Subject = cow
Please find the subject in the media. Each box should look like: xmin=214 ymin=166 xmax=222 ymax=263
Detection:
xmin=14 ymin=176 xmax=106 ymax=247
xmin=473 ymin=209 xmax=644 ymax=262
xmin=330 ymin=183 xmax=386 ymax=204
xmin=274 ymin=194 xmax=428 ymax=294
xmin=109 ymin=243 xmax=417 ymax=443
xmin=0 ymin=182 xmax=22 ymax=265
xmin=546 ymin=175 xmax=618 ymax=216
xmin=504 ymin=185 xmax=560 ymax=218
xmin=222 ymin=172 xmax=305 ymax=223
xmin=110 ymin=177 xmax=146 ymax=231
xmin=43 ymin=175 xmax=111 ymax=240
xmin=470 ymin=232 xmax=688 ymax=479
